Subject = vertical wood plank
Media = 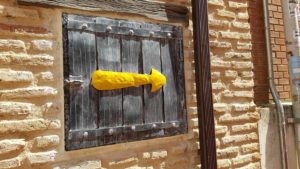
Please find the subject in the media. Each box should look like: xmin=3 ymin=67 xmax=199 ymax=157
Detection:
xmin=96 ymin=34 xmax=122 ymax=145
xmin=68 ymin=31 xmax=98 ymax=130
xmin=67 ymin=30 xmax=98 ymax=149
xmin=122 ymin=36 xmax=143 ymax=125
xmin=142 ymin=39 xmax=164 ymax=137
xmin=121 ymin=36 xmax=143 ymax=141
xmin=171 ymin=39 xmax=186 ymax=123
xmin=161 ymin=39 xmax=178 ymax=122
xmin=161 ymin=38 xmax=186 ymax=135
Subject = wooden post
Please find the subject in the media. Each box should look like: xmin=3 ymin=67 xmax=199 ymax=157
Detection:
xmin=192 ymin=0 xmax=217 ymax=168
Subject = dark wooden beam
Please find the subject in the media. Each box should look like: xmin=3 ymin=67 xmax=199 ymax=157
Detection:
xmin=192 ymin=0 xmax=217 ymax=168
xmin=17 ymin=0 xmax=189 ymax=24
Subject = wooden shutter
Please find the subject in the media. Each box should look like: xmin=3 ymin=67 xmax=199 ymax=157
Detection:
xmin=63 ymin=14 xmax=187 ymax=150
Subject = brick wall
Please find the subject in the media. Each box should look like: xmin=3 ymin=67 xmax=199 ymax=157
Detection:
xmin=0 ymin=0 xmax=200 ymax=168
xmin=249 ymin=0 xmax=269 ymax=105
xmin=207 ymin=0 xmax=261 ymax=168
xmin=268 ymin=0 xmax=291 ymax=101
xmin=0 ymin=0 xmax=261 ymax=168
xmin=248 ymin=0 xmax=291 ymax=104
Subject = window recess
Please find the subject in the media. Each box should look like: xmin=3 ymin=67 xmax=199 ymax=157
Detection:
xmin=63 ymin=13 xmax=187 ymax=150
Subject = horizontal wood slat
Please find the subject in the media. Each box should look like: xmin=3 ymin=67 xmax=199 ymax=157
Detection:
xmin=66 ymin=20 xmax=183 ymax=39
xmin=68 ymin=121 xmax=185 ymax=139
xmin=17 ymin=0 xmax=189 ymax=24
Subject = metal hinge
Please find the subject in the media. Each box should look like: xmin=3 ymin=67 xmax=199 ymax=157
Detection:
xmin=64 ymin=75 xmax=83 ymax=88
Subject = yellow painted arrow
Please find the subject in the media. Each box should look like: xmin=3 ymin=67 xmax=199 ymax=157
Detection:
xmin=91 ymin=68 xmax=166 ymax=92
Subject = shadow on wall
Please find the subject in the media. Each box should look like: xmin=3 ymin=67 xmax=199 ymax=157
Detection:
xmin=259 ymin=105 xmax=298 ymax=169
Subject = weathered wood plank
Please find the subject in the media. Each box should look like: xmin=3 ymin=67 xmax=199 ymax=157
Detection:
xmin=68 ymin=30 xmax=98 ymax=130
xmin=171 ymin=39 xmax=186 ymax=124
xmin=142 ymin=39 xmax=164 ymax=137
xmin=161 ymin=39 xmax=178 ymax=122
xmin=121 ymin=36 xmax=143 ymax=142
xmin=17 ymin=0 xmax=188 ymax=24
xmin=67 ymin=17 xmax=183 ymax=39
xmin=96 ymin=34 xmax=122 ymax=145
xmin=142 ymin=39 xmax=163 ymax=123
xmin=67 ymin=29 xmax=99 ymax=149
xmin=121 ymin=36 xmax=143 ymax=125
xmin=162 ymin=38 xmax=187 ymax=135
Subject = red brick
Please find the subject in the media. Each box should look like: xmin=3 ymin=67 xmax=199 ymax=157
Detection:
xmin=280 ymin=92 xmax=290 ymax=99
xmin=274 ymin=25 xmax=284 ymax=31
xmin=279 ymin=78 xmax=290 ymax=85
xmin=277 ymin=65 xmax=288 ymax=72
xmin=275 ymin=39 xmax=285 ymax=45
xmin=273 ymin=12 xmax=283 ymax=19
xmin=276 ymin=51 xmax=286 ymax=58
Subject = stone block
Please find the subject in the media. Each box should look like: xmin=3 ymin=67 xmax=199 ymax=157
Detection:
xmin=31 ymin=40 xmax=53 ymax=51
xmin=225 ymin=52 xmax=252 ymax=60
xmin=232 ymin=153 xmax=260 ymax=166
xmin=241 ymin=71 xmax=254 ymax=78
xmin=231 ymin=102 xmax=256 ymax=112
xmin=232 ymin=79 xmax=254 ymax=88
xmin=27 ymin=150 xmax=57 ymax=164
xmin=232 ymin=123 xmax=258 ymax=133
xmin=241 ymin=143 xmax=259 ymax=153
xmin=0 ymin=119 xmax=61 ymax=133
xmin=211 ymin=59 xmax=231 ymax=68
xmin=212 ymin=81 xmax=225 ymax=90
xmin=220 ymin=31 xmax=240 ymax=39
xmin=213 ymin=103 xmax=228 ymax=112
xmin=237 ymin=42 xmax=252 ymax=50
xmin=0 ymin=102 xmax=53 ymax=116
xmin=219 ymin=113 xmax=259 ymax=123
xmin=222 ymin=133 xmax=258 ymax=144
xmin=228 ymin=1 xmax=248 ymax=9
xmin=225 ymin=70 xmax=238 ymax=78
xmin=238 ymin=12 xmax=249 ymax=20
xmin=0 ymin=139 xmax=25 ymax=155
xmin=0 ymin=157 xmax=24 ymax=169
xmin=0 ymin=87 xmax=57 ymax=99
xmin=215 ymin=125 xmax=228 ymax=135
xmin=232 ymin=21 xmax=250 ymax=30
xmin=34 ymin=135 xmax=59 ymax=148
xmin=0 ymin=40 xmax=25 ymax=52
xmin=217 ymin=159 xmax=231 ymax=168
xmin=207 ymin=0 xmax=224 ymax=7
xmin=37 ymin=72 xmax=54 ymax=81
xmin=210 ymin=41 xmax=232 ymax=49
xmin=217 ymin=9 xmax=236 ymax=19
xmin=0 ymin=69 xmax=33 ymax=82
xmin=232 ymin=61 xmax=253 ymax=69
xmin=208 ymin=16 xmax=230 ymax=27
xmin=0 ymin=53 xmax=54 ymax=66
xmin=217 ymin=146 xmax=239 ymax=157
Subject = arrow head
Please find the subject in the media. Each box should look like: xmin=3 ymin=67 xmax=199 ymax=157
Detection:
xmin=150 ymin=68 xmax=166 ymax=92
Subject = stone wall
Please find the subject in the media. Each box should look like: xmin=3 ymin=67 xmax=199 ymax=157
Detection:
xmin=208 ymin=0 xmax=261 ymax=168
xmin=0 ymin=0 xmax=261 ymax=168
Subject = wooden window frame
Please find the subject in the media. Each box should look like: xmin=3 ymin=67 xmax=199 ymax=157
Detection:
xmin=62 ymin=14 xmax=187 ymax=150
